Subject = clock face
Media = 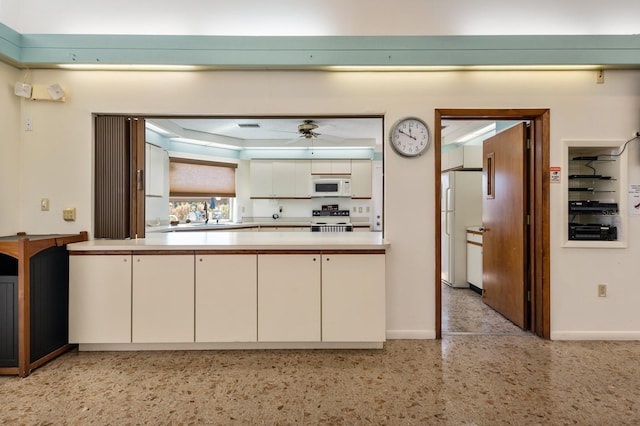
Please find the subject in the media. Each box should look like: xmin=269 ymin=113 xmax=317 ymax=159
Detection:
xmin=390 ymin=118 xmax=431 ymax=157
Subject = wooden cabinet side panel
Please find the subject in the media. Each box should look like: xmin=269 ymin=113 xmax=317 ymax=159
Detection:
xmin=322 ymin=254 xmax=385 ymax=342
xmin=69 ymin=255 xmax=132 ymax=343
xmin=258 ymin=254 xmax=321 ymax=342
xmin=132 ymin=255 xmax=194 ymax=343
xmin=195 ymin=255 xmax=257 ymax=342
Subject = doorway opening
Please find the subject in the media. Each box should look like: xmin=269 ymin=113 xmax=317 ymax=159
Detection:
xmin=434 ymin=109 xmax=550 ymax=339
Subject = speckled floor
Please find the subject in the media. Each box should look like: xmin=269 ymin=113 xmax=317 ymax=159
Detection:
xmin=2 ymin=289 xmax=639 ymax=425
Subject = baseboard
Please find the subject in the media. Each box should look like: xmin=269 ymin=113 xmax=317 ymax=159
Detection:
xmin=551 ymin=331 xmax=640 ymax=340
xmin=386 ymin=330 xmax=435 ymax=339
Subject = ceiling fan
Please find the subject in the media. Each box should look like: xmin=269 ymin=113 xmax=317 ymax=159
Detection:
xmin=297 ymin=120 xmax=321 ymax=139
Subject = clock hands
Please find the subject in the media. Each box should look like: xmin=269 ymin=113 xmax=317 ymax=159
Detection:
xmin=398 ymin=129 xmax=416 ymax=140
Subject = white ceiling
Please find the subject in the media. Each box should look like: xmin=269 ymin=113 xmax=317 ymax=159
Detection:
xmin=147 ymin=117 xmax=383 ymax=150
xmin=146 ymin=116 xmax=500 ymax=151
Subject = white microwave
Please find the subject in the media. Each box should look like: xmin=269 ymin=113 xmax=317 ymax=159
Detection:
xmin=312 ymin=177 xmax=351 ymax=197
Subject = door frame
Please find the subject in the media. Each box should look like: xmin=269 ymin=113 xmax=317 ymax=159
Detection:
xmin=434 ymin=109 xmax=550 ymax=339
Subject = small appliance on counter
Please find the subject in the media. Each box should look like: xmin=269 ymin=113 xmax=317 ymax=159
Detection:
xmin=311 ymin=205 xmax=353 ymax=232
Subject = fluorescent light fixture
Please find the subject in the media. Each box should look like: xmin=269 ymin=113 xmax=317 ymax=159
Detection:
xmin=328 ymin=64 xmax=603 ymax=72
xmin=455 ymin=123 xmax=496 ymax=144
xmin=58 ymin=64 xmax=201 ymax=71
xmin=146 ymin=122 xmax=172 ymax=135
xmin=170 ymin=137 xmax=243 ymax=151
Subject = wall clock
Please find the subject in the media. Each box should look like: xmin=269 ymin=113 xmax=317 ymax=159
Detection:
xmin=389 ymin=117 xmax=431 ymax=157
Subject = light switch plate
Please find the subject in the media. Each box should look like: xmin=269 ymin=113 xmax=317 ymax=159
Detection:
xmin=63 ymin=207 xmax=76 ymax=221
xmin=41 ymin=198 xmax=49 ymax=211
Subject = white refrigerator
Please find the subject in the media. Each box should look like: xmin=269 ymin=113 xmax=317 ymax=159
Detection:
xmin=441 ymin=170 xmax=483 ymax=288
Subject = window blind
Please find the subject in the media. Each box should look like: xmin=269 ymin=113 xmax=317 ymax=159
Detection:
xmin=169 ymin=158 xmax=237 ymax=197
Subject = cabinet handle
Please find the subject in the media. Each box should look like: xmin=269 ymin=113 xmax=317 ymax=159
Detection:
xmin=313 ymin=257 xmax=317 ymax=261
xmin=124 ymin=258 xmax=128 ymax=263
xmin=326 ymin=257 xmax=330 ymax=262
xmin=199 ymin=258 xmax=203 ymax=262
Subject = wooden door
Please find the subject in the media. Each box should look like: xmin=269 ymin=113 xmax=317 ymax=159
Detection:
xmin=482 ymin=123 xmax=528 ymax=328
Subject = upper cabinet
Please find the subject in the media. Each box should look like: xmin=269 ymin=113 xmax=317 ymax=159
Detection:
xmin=250 ymin=160 xmax=311 ymax=198
xmin=250 ymin=158 xmax=372 ymax=199
xmin=350 ymin=159 xmax=372 ymax=199
xmin=311 ymin=159 xmax=351 ymax=175
xmin=442 ymin=145 xmax=482 ymax=171
xmin=145 ymin=143 xmax=166 ymax=197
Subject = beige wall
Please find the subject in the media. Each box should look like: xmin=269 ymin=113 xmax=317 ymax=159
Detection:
xmin=0 ymin=62 xmax=21 ymax=235
xmin=3 ymin=67 xmax=640 ymax=339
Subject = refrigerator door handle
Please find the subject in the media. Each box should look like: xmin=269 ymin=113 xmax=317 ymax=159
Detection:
xmin=445 ymin=187 xmax=452 ymax=211
xmin=445 ymin=211 xmax=451 ymax=236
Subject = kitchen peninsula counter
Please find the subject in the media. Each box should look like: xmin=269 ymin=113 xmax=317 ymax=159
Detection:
xmin=67 ymin=231 xmax=387 ymax=251
xmin=67 ymin=232 xmax=388 ymax=351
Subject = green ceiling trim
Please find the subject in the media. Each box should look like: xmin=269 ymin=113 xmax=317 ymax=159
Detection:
xmin=2 ymin=22 xmax=640 ymax=68
xmin=0 ymin=23 xmax=21 ymax=64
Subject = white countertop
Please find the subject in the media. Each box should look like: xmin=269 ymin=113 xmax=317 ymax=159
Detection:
xmin=68 ymin=231 xmax=388 ymax=251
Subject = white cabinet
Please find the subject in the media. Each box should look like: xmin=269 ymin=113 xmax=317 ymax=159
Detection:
xmin=69 ymin=254 xmax=132 ymax=343
xmin=145 ymin=143 xmax=165 ymax=197
xmin=311 ymin=159 xmax=351 ymax=175
xmin=258 ymin=254 xmax=321 ymax=342
xmin=132 ymin=254 xmax=195 ymax=343
xmin=250 ymin=160 xmax=275 ymax=197
xmin=294 ymin=160 xmax=312 ymax=197
xmin=250 ymin=159 xmax=311 ymax=198
xmin=195 ymin=254 xmax=257 ymax=342
xmin=466 ymin=230 xmax=483 ymax=289
xmin=350 ymin=160 xmax=372 ymax=198
xmin=442 ymin=145 xmax=482 ymax=171
xmin=322 ymin=254 xmax=385 ymax=342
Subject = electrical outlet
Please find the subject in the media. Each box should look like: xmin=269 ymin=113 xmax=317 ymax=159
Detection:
xmin=41 ymin=198 xmax=49 ymax=211
xmin=63 ymin=207 xmax=76 ymax=221
xmin=598 ymin=284 xmax=607 ymax=297
xmin=25 ymin=117 xmax=33 ymax=131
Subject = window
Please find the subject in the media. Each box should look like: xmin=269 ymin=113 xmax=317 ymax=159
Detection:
xmin=169 ymin=158 xmax=237 ymax=223
xmin=169 ymin=197 xmax=233 ymax=223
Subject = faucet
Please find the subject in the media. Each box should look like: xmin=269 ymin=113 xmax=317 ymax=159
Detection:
xmin=204 ymin=201 xmax=209 ymax=224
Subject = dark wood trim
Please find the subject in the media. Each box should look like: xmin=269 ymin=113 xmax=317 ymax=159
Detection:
xmin=29 ymin=344 xmax=76 ymax=371
xmin=466 ymin=241 xmax=483 ymax=247
xmin=0 ymin=367 xmax=19 ymax=375
xmin=131 ymin=118 xmax=146 ymax=239
xmin=250 ymin=197 xmax=312 ymax=200
xmin=70 ymin=250 xmax=132 ymax=256
xmin=467 ymin=230 xmax=483 ymax=236
xmin=435 ymin=108 xmax=551 ymax=340
xmin=17 ymin=238 xmax=29 ymax=377
xmin=134 ymin=250 xmax=195 ymax=256
xmin=196 ymin=250 xmax=261 ymax=255
xmin=320 ymin=250 xmax=386 ymax=255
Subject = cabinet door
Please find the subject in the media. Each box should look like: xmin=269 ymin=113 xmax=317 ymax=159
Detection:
xmin=272 ymin=160 xmax=296 ymax=197
xmin=466 ymin=242 xmax=483 ymax=288
xmin=294 ymin=160 xmax=312 ymax=197
xmin=145 ymin=143 xmax=165 ymax=197
xmin=195 ymin=254 xmax=257 ymax=342
xmin=311 ymin=159 xmax=332 ymax=174
xmin=258 ymin=254 xmax=321 ymax=342
xmin=322 ymin=254 xmax=385 ymax=342
xmin=331 ymin=159 xmax=352 ymax=174
xmin=350 ymin=160 xmax=372 ymax=198
xmin=132 ymin=254 xmax=194 ymax=343
xmin=69 ymin=255 xmax=132 ymax=343
xmin=250 ymin=160 xmax=274 ymax=197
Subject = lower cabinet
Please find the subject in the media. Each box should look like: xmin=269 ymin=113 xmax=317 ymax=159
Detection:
xmin=132 ymin=254 xmax=194 ymax=343
xmin=69 ymin=251 xmax=385 ymax=345
xmin=258 ymin=254 xmax=321 ymax=342
xmin=69 ymin=255 xmax=132 ymax=343
xmin=322 ymin=254 xmax=385 ymax=342
xmin=196 ymin=254 xmax=257 ymax=342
